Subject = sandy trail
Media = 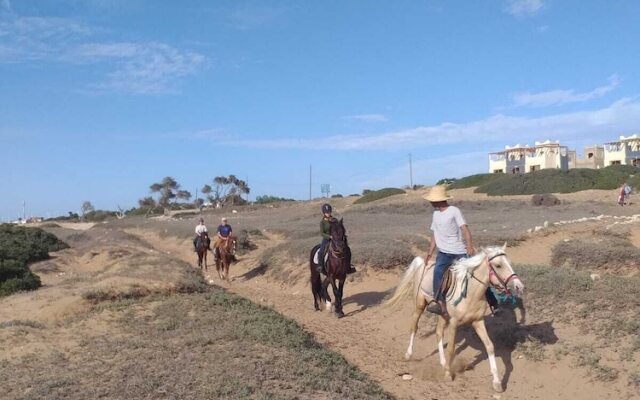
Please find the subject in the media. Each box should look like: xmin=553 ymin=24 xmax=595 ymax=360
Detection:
xmin=129 ymin=225 xmax=637 ymax=400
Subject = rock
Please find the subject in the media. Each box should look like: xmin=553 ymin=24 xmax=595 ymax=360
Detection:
xmin=534 ymin=226 xmax=543 ymax=232
xmin=543 ymin=221 xmax=550 ymax=228
xmin=590 ymin=273 xmax=601 ymax=281
xmin=527 ymin=228 xmax=533 ymax=233
xmin=232 ymin=209 xmax=238 ymax=214
xmin=208 ymin=279 xmax=215 ymax=284
xmin=401 ymin=374 xmax=413 ymax=381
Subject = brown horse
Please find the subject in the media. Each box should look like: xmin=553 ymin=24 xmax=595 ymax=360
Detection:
xmin=384 ymin=245 xmax=524 ymax=392
xmin=309 ymin=218 xmax=349 ymax=318
xmin=195 ymin=232 xmax=210 ymax=270
xmin=215 ymin=234 xmax=237 ymax=281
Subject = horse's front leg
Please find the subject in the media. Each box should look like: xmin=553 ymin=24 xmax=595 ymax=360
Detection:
xmin=472 ymin=319 xmax=503 ymax=392
xmin=333 ymin=277 xmax=345 ymax=318
xmin=435 ymin=315 xmax=449 ymax=367
xmin=203 ymin=252 xmax=207 ymax=271
xmin=321 ymin=275 xmax=333 ymax=311
xmin=405 ymin=294 xmax=428 ymax=360
xmin=444 ymin=319 xmax=458 ymax=381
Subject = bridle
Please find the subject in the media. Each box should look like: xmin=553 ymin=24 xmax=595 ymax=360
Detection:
xmin=485 ymin=252 xmax=519 ymax=294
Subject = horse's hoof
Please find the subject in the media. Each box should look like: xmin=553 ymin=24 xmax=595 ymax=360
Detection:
xmin=335 ymin=311 xmax=345 ymax=318
xmin=444 ymin=372 xmax=453 ymax=381
xmin=404 ymin=352 xmax=412 ymax=361
xmin=492 ymin=382 xmax=504 ymax=393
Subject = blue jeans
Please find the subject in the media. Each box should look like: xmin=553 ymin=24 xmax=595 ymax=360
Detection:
xmin=319 ymin=238 xmax=330 ymax=265
xmin=433 ymin=251 xmax=466 ymax=301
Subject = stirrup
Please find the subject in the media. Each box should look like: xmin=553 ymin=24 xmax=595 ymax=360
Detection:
xmin=426 ymin=301 xmax=448 ymax=317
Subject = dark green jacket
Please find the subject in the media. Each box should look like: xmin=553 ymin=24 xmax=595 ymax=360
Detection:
xmin=320 ymin=217 xmax=334 ymax=240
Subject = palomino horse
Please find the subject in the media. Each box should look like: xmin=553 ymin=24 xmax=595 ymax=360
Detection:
xmin=385 ymin=245 xmax=524 ymax=392
xmin=215 ymin=234 xmax=237 ymax=281
xmin=195 ymin=233 xmax=210 ymax=270
xmin=309 ymin=218 xmax=349 ymax=318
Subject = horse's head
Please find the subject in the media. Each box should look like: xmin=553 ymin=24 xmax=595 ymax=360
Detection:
xmin=225 ymin=234 xmax=237 ymax=255
xmin=330 ymin=218 xmax=346 ymax=252
xmin=484 ymin=243 xmax=524 ymax=297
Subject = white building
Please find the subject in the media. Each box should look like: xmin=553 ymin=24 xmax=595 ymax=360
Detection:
xmin=489 ymin=140 xmax=571 ymax=174
xmin=603 ymin=134 xmax=640 ymax=166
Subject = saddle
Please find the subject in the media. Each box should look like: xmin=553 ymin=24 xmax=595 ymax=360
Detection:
xmin=313 ymin=247 xmax=329 ymax=265
xmin=422 ymin=268 xmax=454 ymax=300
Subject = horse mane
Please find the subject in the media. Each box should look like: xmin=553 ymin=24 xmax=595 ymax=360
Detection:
xmin=450 ymin=246 xmax=503 ymax=280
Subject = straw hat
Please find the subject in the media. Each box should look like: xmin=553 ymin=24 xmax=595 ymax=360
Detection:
xmin=422 ymin=185 xmax=453 ymax=202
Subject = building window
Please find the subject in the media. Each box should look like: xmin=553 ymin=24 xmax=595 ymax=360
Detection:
xmin=530 ymin=165 xmax=540 ymax=172
xmin=610 ymin=160 xmax=622 ymax=165
xmin=493 ymin=169 xmax=504 ymax=173
xmin=588 ymin=152 xmax=594 ymax=159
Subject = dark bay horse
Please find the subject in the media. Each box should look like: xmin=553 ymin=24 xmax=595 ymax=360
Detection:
xmin=309 ymin=218 xmax=349 ymax=318
xmin=195 ymin=232 xmax=210 ymax=270
xmin=215 ymin=234 xmax=237 ymax=282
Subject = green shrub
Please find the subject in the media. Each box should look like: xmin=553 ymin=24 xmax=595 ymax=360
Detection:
xmin=473 ymin=165 xmax=638 ymax=196
xmin=448 ymin=173 xmax=505 ymax=189
xmin=254 ymin=195 xmax=295 ymax=204
xmin=0 ymin=224 xmax=67 ymax=297
xmin=353 ymin=188 xmax=405 ymax=204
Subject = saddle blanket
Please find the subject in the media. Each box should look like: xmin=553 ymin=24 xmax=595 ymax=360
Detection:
xmin=313 ymin=249 xmax=329 ymax=265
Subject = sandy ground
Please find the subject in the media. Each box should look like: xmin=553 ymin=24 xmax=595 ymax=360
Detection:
xmin=3 ymin=189 xmax=639 ymax=400
xmin=128 ymin=217 xmax=640 ymax=400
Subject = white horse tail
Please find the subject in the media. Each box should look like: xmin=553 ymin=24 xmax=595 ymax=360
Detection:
xmin=383 ymin=256 xmax=426 ymax=308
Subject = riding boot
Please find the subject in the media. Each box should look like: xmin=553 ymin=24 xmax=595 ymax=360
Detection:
xmin=346 ymin=264 xmax=357 ymax=274
xmin=316 ymin=257 xmax=324 ymax=274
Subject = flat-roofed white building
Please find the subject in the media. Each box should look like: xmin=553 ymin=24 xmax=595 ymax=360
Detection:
xmin=603 ymin=134 xmax=640 ymax=166
xmin=489 ymin=140 xmax=571 ymax=173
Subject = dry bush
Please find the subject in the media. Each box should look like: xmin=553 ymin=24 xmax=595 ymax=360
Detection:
xmin=551 ymin=233 xmax=640 ymax=270
xmin=531 ymin=193 xmax=561 ymax=206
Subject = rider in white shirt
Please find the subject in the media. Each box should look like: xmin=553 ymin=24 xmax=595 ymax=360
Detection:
xmin=193 ymin=218 xmax=210 ymax=251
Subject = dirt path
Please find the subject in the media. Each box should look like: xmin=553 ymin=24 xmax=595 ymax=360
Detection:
xmin=128 ymin=227 xmax=637 ymax=400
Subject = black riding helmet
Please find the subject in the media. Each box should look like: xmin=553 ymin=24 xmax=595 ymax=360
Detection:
xmin=321 ymin=203 xmax=332 ymax=214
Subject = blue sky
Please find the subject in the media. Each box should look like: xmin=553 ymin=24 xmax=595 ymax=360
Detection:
xmin=2 ymin=0 xmax=640 ymax=219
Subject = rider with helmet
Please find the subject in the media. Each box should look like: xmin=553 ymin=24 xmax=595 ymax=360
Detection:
xmin=193 ymin=217 xmax=210 ymax=252
xmin=317 ymin=203 xmax=356 ymax=274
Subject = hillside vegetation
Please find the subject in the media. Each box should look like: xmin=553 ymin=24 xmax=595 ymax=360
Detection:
xmin=353 ymin=188 xmax=405 ymax=204
xmin=0 ymin=224 xmax=68 ymax=297
xmin=450 ymin=165 xmax=637 ymax=195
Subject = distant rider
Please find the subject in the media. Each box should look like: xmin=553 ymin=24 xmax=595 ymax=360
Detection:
xmin=193 ymin=217 xmax=210 ymax=252
xmin=213 ymin=217 xmax=233 ymax=260
xmin=423 ymin=186 xmax=499 ymax=317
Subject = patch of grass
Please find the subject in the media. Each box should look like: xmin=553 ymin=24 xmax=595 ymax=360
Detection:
xmin=0 ymin=319 xmax=46 ymax=329
xmin=353 ymin=188 xmax=405 ymax=205
xmin=629 ymin=371 xmax=640 ymax=388
xmin=0 ymin=289 xmax=392 ymax=400
xmin=515 ymin=338 xmax=546 ymax=361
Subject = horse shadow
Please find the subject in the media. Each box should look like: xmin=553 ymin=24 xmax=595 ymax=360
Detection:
xmin=236 ymin=262 xmax=269 ymax=282
xmin=451 ymin=301 xmax=558 ymax=390
xmin=343 ymin=289 xmax=394 ymax=317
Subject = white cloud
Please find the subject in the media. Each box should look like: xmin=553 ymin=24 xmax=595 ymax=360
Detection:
xmin=73 ymin=42 xmax=206 ymax=94
xmin=221 ymin=97 xmax=640 ymax=151
xmin=513 ymin=75 xmax=620 ymax=108
xmin=342 ymin=114 xmax=389 ymax=122
xmin=0 ymin=11 xmax=206 ymax=94
xmin=504 ymin=0 xmax=544 ymax=17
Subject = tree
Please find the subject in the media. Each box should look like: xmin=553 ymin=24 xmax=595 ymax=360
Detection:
xmin=201 ymin=184 xmax=213 ymax=204
xmin=81 ymin=201 xmax=94 ymax=219
xmin=138 ymin=196 xmax=157 ymax=217
xmin=149 ymin=176 xmax=180 ymax=209
xmin=176 ymin=190 xmax=192 ymax=202
xmin=210 ymin=175 xmax=250 ymax=205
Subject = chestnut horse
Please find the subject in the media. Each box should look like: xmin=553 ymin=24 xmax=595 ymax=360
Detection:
xmin=309 ymin=218 xmax=349 ymax=318
xmin=215 ymin=234 xmax=237 ymax=281
xmin=384 ymin=245 xmax=524 ymax=392
xmin=195 ymin=232 xmax=210 ymax=270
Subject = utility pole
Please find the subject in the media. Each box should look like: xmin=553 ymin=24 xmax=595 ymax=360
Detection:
xmin=309 ymin=164 xmax=312 ymax=201
xmin=246 ymin=175 xmax=249 ymax=203
xmin=408 ymin=153 xmax=413 ymax=189
xmin=22 ymin=200 xmax=26 ymax=221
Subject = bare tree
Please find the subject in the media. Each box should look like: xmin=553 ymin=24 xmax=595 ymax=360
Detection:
xmin=81 ymin=201 xmax=94 ymax=219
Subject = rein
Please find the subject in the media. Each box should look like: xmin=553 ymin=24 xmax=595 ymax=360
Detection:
xmin=452 ymin=251 xmax=518 ymax=306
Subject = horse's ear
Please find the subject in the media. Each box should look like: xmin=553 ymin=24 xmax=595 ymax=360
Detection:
xmin=502 ymin=242 xmax=507 ymax=251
